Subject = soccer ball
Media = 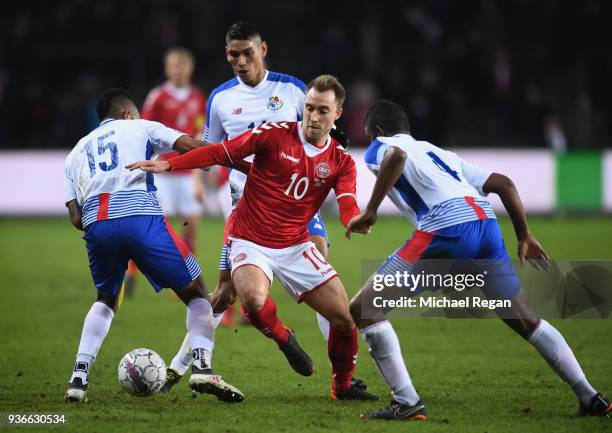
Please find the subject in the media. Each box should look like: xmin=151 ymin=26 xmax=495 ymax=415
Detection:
xmin=117 ymin=348 xmax=166 ymax=396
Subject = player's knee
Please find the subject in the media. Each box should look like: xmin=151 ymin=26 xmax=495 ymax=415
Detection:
xmin=239 ymin=290 xmax=266 ymax=312
xmin=174 ymin=277 xmax=208 ymax=305
xmin=328 ymin=312 xmax=354 ymax=333
xmin=189 ymin=277 xmax=207 ymax=296
xmin=235 ymin=275 xmax=267 ymax=311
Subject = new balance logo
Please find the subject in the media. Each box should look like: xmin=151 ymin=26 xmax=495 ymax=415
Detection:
xmin=281 ymin=152 xmax=300 ymax=163
xmin=232 ymin=107 xmax=242 ymax=115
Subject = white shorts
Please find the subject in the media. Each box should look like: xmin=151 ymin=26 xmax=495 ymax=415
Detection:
xmin=228 ymin=237 xmax=338 ymax=302
xmin=155 ymin=173 xmax=201 ymax=217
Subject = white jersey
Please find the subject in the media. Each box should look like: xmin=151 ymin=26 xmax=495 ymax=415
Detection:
xmin=364 ymin=134 xmax=495 ymax=232
xmin=203 ymin=70 xmax=305 ymax=207
xmin=64 ymin=118 xmax=184 ymax=228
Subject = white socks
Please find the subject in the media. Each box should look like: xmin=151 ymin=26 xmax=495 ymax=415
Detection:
xmin=214 ymin=312 xmax=224 ymax=328
xmin=528 ymin=319 xmax=597 ymax=405
xmin=70 ymin=302 xmax=115 ymax=384
xmin=169 ymin=310 xmax=227 ymax=375
xmin=317 ymin=312 xmax=331 ymax=343
xmin=360 ymin=321 xmax=420 ymax=405
xmin=169 ymin=333 xmax=193 ymax=375
xmin=186 ymin=298 xmax=215 ymax=371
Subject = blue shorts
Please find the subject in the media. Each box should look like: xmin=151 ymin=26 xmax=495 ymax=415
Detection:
xmin=377 ymin=219 xmax=521 ymax=300
xmin=84 ymin=215 xmax=201 ymax=297
xmin=218 ymin=210 xmax=328 ymax=271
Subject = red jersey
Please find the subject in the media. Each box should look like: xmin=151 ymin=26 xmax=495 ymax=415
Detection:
xmin=141 ymin=82 xmax=207 ymax=174
xmin=222 ymin=122 xmax=357 ymax=248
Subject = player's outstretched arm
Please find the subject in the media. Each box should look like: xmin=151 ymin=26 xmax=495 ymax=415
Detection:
xmin=172 ymin=136 xmax=251 ymax=174
xmin=172 ymin=135 xmax=251 ymax=175
xmin=127 ymin=143 xmax=233 ymax=173
xmin=126 ymin=159 xmax=171 ymax=173
xmin=483 ymin=173 xmax=549 ymax=269
xmin=345 ymin=146 xmax=406 ymax=238
xmin=173 ymin=135 xmax=213 ymax=153
xmin=66 ymin=199 xmax=83 ymax=231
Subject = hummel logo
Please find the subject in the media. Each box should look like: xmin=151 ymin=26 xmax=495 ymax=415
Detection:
xmin=232 ymin=107 xmax=242 ymax=115
xmin=281 ymin=152 xmax=300 ymax=163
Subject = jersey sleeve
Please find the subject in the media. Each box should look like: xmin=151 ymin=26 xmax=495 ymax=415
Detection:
xmin=63 ymin=151 xmax=77 ymax=204
xmin=363 ymin=139 xmax=388 ymax=173
xmin=458 ymin=157 xmax=492 ymax=196
xmin=141 ymin=89 xmax=161 ymax=121
xmin=222 ymin=127 xmax=268 ymax=162
xmin=203 ymin=94 xmax=225 ymax=143
xmin=143 ymin=120 xmax=186 ymax=153
xmin=334 ymin=154 xmax=357 ymax=200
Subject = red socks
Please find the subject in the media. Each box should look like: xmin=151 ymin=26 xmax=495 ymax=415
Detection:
xmin=328 ymin=327 xmax=358 ymax=391
xmin=242 ymin=297 xmax=289 ymax=344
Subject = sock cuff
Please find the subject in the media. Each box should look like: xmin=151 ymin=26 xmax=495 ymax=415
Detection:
xmin=187 ymin=297 xmax=211 ymax=309
xmin=359 ymin=320 xmax=392 ymax=336
xmin=329 ymin=327 xmax=357 ymax=338
xmin=527 ymin=318 xmax=547 ymax=343
xmin=262 ymin=296 xmax=276 ymax=311
xmin=244 ymin=296 xmax=277 ymax=317
xmin=93 ymin=301 xmax=115 ymax=318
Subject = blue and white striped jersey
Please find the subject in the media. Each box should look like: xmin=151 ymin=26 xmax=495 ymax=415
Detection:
xmin=64 ymin=119 xmax=184 ymax=228
xmin=203 ymin=70 xmax=306 ymax=207
xmin=364 ymin=134 xmax=495 ymax=232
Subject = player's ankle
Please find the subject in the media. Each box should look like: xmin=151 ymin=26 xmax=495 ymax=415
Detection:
xmin=332 ymin=379 xmax=352 ymax=392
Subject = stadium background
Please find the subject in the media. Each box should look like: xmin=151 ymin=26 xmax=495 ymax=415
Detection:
xmin=1 ymin=2 xmax=611 ymax=433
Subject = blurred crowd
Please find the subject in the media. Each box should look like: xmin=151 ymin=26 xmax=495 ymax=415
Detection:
xmin=1 ymin=0 xmax=610 ymax=150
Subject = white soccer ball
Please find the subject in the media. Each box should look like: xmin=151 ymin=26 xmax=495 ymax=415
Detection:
xmin=117 ymin=348 xmax=166 ymax=396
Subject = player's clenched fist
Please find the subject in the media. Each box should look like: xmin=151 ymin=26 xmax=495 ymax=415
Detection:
xmin=345 ymin=211 xmax=375 ymax=239
xmin=126 ymin=160 xmax=171 ymax=172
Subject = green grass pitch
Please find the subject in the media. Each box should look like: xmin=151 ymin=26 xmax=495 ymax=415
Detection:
xmin=0 ymin=216 xmax=611 ymax=433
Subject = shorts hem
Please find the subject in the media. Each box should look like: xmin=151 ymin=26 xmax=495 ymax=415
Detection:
xmin=297 ymin=273 xmax=338 ymax=303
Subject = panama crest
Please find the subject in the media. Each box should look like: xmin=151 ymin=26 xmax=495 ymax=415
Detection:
xmin=267 ymin=96 xmax=283 ymax=111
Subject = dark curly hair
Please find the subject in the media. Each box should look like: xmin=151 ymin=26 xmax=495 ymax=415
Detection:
xmin=95 ymin=87 xmax=134 ymax=121
xmin=364 ymin=99 xmax=411 ymax=136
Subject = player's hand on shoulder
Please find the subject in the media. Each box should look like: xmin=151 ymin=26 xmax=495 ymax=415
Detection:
xmin=345 ymin=211 xmax=376 ymax=239
xmin=518 ymin=234 xmax=550 ymax=270
xmin=125 ymin=160 xmax=171 ymax=173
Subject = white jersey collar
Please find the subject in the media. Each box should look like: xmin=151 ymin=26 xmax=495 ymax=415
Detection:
xmin=236 ymin=70 xmax=269 ymax=90
xmin=99 ymin=119 xmax=116 ymax=127
xmin=297 ymin=121 xmax=331 ymax=157
xmin=391 ymin=133 xmax=414 ymax=141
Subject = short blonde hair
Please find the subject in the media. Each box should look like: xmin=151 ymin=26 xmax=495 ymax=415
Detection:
xmin=306 ymin=74 xmax=346 ymax=107
xmin=164 ymin=47 xmax=195 ymax=65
